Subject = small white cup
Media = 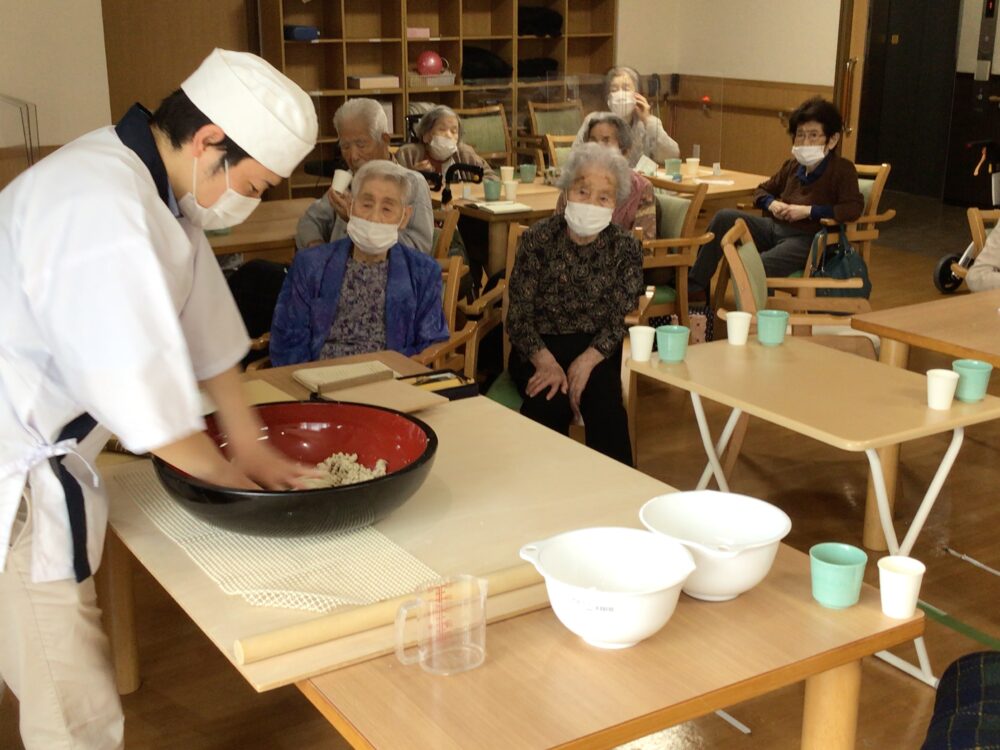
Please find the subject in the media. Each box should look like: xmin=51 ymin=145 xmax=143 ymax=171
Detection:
xmin=500 ymin=165 xmax=515 ymax=182
xmin=726 ymin=311 xmax=752 ymax=346
xmin=628 ymin=325 xmax=656 ymax=362
xmin=503 ymin=180 xmax=518 ymax=201
xmin=685 ymin=157 xmax=700 ymax=176
xmin=877 ymin=555 xmax=925 ymax=619
xmin=712 ymin=162 xmax=722 ymax=176
xmin=926 ymin=369 xmax=960 ymax=410
xmin=331 ymin=169 xmax=353 ymax=194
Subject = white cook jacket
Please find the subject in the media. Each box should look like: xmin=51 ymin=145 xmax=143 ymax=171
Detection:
xmin=0 ymin=125 xmax=250 ymax=582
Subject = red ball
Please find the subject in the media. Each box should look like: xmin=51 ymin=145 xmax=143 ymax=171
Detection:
xmin=416 ymin=50 xmax=443 ymax=75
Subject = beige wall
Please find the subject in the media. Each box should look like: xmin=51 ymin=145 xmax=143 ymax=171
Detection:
xmin=0 ymin=0 xmax=111 ymax=146
xmin=617 ymin=0 xmax=841 ymax=86
xmin=956 ymin=0 xmax=998 ymax=73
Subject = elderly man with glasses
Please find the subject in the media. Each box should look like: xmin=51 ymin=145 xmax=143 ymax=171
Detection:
xmin=295 ymin=98 xmax=434 ymax=254
xmin=687 ymin=97 xmax=864 ymax=298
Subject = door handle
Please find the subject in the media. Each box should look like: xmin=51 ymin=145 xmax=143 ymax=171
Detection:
xmin=841 ymin=58 xmax=858 ymax=136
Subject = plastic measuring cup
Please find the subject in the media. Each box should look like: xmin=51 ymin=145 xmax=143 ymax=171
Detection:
xmin=395 ymin=574 xmax=488 ymax=675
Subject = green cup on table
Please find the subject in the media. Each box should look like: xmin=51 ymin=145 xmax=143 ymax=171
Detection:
xmin=519 ymin=164 xmax=537 ymax=183
xmin=656 ymin=325 xmax=689 ymax=363
xmin=756 ymin=310 xmax=789 ymax=346
xmin=483 ymin=178 xmax=502 ymax=202
xmin=951 ymin=359 xmax=993 ymax=402
xmin=810 ymin=542 xmax=868 ymax=609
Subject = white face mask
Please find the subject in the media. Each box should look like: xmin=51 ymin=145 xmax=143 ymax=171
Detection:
xmin=791 ymin=144 xmax=827 ymax=168
xmin=179 ymin=157 xmax=260 ymax=230
xmin=607 ymin=91 xmax=636 ymax=119
xmin=564 ymin=200 xmax=613 ymax=238
xmin=427 ymin=134 xmax=458 ymax=162
xmin=347 ymin=215 xmax=400 ymax=255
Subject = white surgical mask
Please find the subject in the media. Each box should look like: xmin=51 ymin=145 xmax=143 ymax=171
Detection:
xmin=179 ymin=157 xmax=260 ymax=230
xmin=564 ymin=200 xmax=613 ymax=238
xmin=428 ymin=135 xmax=458 ymax=162
xmin=791 ymin=144 xmax=827 ymax=168
xmin=347 ymin=215 xmax=400 ymax=255
xmin=607 ymin=91 xmax=636 ymax=119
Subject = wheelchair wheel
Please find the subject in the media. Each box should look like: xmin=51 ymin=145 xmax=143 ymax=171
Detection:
xmin=933 ymin=254 xmax=963 ymax=293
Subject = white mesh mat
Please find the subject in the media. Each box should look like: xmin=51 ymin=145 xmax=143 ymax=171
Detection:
xmin=108 ymin=462 xmax=439 ymax=613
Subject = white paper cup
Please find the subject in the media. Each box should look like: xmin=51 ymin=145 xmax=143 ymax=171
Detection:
xmin=685 ymin=157 xmax=700 ymax=176
xmin=503 ymin=180 xmax=518 ymax=201
xmin=628 ymin=325 xmax=656 ymax=362
xmin=726 ymin=311 xmax=752 ymax=346
xmin=877 ymin=555 xmax=925 ymax=619
xmin=331 ymin=169 xmax=353 ymax=194
xmin=926 ymin=369 xmax=959 ymax=410
xmin=500 ymin=166 xmax=515 ymax=182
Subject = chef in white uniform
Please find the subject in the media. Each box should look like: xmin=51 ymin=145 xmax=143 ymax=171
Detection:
xmin=0 ymin=49 xmax=319 ymax=749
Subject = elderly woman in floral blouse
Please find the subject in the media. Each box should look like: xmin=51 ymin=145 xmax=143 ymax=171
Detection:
xmin=507 ymin=142 xmax=644 ymax=465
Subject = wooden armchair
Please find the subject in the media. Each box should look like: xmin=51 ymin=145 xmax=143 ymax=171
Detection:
xmin=432 ymin=207 xmax=461 ymax=260
xmin=952 ymin=207 xmax=999 ymax=287
xmin=524 ymin=100 xmax=583 ymax=164
xmin=543 ymin=134 xmax=577 ymax=168
xmin=455 ymin=103 xmax=543 ymax=171
xmin=413 ymin=254 xmax=477 ymax=377
xmin=632 ymin=177 xmax=714 ymax=328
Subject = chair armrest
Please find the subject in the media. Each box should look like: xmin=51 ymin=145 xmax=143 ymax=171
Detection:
xmin=458 ymin=282 xmax=505 ymax=317
xmin=249 ymin=332 xmax=270 ymax=351
xmin=767 ymin=277 xmax=863 ymax=289
xmin=644 ymin=231 xmax=714 ymax=251
xmin=413 ymin=322 xmax=476 ymax=366
xmin=822 ymin=209 xmax=896 ymax=229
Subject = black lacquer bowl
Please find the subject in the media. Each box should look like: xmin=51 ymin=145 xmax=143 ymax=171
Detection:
xmin=152 ymin=401 xmax=437 ymax=536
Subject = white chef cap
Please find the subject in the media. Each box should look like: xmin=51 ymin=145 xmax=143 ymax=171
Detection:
xmin=181 ymin=49 xmax=317 ymax=178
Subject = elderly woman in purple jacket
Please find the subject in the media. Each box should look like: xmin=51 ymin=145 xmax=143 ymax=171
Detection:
xmin=269 ymin=161 xmax=449 ymax=366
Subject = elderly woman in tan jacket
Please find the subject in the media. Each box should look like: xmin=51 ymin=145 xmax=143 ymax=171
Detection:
xmin=396 ymin=105 xmax=496 ymax=180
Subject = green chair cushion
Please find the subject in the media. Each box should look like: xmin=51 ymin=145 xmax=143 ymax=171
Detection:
xmin=733 ymin=241 xmax=768 ymax=312
xmin=858 ymin=178 xmax=874 ymax=212
xmin=654 ymin=192 xmax=689 ymax=239
xmin=534 ymin=108 xmax=583 ymax=136
xmin=460 ymin=114 xmax=507 ymax=156
xmin=553 ymin=146 xmax=573 ymax=167
xmin=788 ymin=269 xmax=803 ymax=278
xmin=651 ymin=285 xmax=678 ymax=304
xmin=486 ymin=370 xmax=523 ymax=411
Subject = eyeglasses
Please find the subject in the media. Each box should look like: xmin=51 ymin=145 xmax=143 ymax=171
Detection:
xmin=794 ymin=129 xmax=827 ymax=144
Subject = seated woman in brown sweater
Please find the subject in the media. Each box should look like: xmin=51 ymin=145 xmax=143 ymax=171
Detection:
xmin=688 ymin=97 xmax=864 ymax=296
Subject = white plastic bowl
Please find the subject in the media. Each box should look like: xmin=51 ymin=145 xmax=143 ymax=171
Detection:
xmin=519 ymin=527 xmax=695 ymax=649
xmin=640 ymin=491 xmax=791 ymax=601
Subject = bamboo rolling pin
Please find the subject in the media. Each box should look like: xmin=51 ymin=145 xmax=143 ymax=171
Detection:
xmin=233 ymin=563 xmax=544 ymax=665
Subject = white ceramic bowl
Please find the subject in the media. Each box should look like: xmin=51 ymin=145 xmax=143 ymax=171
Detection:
xmin=640 ymin=491 xmax=791 ymax=601
xmin=519 ymin=527 xmax=695 ymax=649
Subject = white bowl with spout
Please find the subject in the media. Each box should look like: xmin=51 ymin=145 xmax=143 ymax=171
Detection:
xmin=640 ymin=491 xmax=791 ymax=601
xmin=519 ymin=527 xmax=695 ymax=648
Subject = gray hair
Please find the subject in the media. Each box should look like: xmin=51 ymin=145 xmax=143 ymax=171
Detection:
xmin=572 ymin=112 xmax=634 ymax=157
xmin=334 ymin=98 xmax=389 ymax=142
xmin=351 ymin=160 xmax=414 ymax=206
xmin=556 ymin=142 xmax=631 ymax=206
xmin=414 ymin=105 xmax=463 ymax=141
xmin=604 ymin=66 xmax=640 ymax=99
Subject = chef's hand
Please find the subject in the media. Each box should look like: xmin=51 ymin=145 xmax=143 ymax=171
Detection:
xmin=327 ymin=188 xmax=353 ymax=222
xmin=634 ymin=92 xmax=652 ymax=123
xmin=228 ymin=438 xmax=322 ymax=490
xmin=527 ymin=348 xmax=568 ymax=400
xmin=566 ymin=347 xmax=603 ymax=421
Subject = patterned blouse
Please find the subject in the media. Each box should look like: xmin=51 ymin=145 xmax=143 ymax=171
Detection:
xmin=319 ymin=256 xmax=388 ymax=359
xmin=507 ymin=214 xmax=644 ymax=360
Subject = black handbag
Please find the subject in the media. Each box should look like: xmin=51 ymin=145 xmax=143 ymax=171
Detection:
xmin=809 ymin=225 xmax=872 ymax=298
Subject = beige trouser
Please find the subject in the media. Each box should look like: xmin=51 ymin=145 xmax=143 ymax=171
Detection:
xmin=0 ymin=494 xmax=124 ymax=750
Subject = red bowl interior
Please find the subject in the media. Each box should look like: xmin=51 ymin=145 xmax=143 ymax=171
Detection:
xmin=208 ymin=402 xmax=430 ymax=474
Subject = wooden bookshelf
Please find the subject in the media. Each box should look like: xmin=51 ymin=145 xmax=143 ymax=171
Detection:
xmin=259 ymin=0 xmax=617 ymax=197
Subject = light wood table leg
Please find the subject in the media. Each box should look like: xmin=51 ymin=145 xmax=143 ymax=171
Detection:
xmin=95 ymin=530 xmax=140 ymax=695
xmin=801 ymin=659 xmax=862 ymax=750
xmin=487 ymin=221 xmax=509 ymax=276
xmin=862 ymin=337 xmax=910 ymax=550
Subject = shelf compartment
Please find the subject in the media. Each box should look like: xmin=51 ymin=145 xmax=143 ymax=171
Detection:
xmin=284 ymin=42 xmax=345 ymax=93
xmin=461 ymin=39 xmax=514 ymax=84
xmin=344 ymin=0 xmax=402 ymax=39
xmin=282 ymin=1 xmax=344 ymax=39
xmin=566 ymin=0 xmax=615 ymax=35
xmin=406 ymin=39 xmax=461 ymax=83
xmin=516 ymin=35 xmax=564 ymax=81
xmin=405 ymin=0 xmax=461 ymax=38
xmin=462 ymin=0 xmax=514 ymax=37
xmin=566 ymin=35 xmax=613 ymax=76
xmin=344 ymin=40 xmax=404 ymax=80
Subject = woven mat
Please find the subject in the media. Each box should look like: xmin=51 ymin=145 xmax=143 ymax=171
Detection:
xmin=108 ymin=462 xmax=439 ymax=613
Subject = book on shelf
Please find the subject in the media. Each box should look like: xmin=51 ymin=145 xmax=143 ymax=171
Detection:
xmin=347 ymin=75 xmax=400 ymax=89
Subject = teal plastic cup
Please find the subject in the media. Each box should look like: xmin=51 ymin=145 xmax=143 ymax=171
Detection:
xmin=810 ymin=542 xmax=868 ymax=609
xmin=664 ymin=158 xmax=682 ymax=178
xmin=483 ymin=178 xmax=502 ymax=201
xmin=756 ymin=310 xmax=790 ymax=346
xmin=519 ymin=163 xmax=537 ymax=183
xmin=656 ymin=325 xmax=690 ymax=363
xmin=952 ymin=359 xmax=993 ymax=402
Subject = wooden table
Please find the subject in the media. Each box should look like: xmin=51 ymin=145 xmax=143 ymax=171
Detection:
xmin=302 ymin=544 xmax=922 ymax=750
xmin=852 ymin=291 xmax=1000 ymax=549
xmin=630 ymin=337 xmax=1000 ymax=685
xmin=207 ymin=197 xmax=313 ymax=263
